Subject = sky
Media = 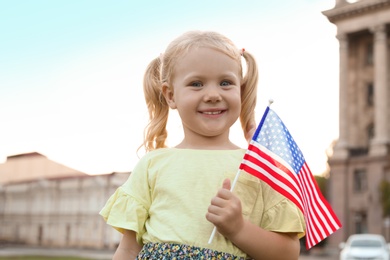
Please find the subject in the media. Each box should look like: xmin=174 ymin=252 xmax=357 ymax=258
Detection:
xmin=0 ymin=0 xmax=339 ymax=176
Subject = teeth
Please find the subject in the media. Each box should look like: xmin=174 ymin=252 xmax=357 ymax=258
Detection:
xmin=203 ymin=111 xmax=222 ymax=115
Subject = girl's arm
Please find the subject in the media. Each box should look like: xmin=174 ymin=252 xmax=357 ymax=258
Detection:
xmin=112 ymin=230 xmax=143 ymax=260
xmin=206 ymin=178 xmax=300 ymax=260
xmin=228 ymin=221 xmax=300 ymax=260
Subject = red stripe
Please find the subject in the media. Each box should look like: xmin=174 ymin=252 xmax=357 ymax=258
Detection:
xmin=240 ymin=144 xmax=304 ymax=212
xmin=241 ymin=155 xmax=303 ymax=207
xmin=301 ymin=164 xmax=341 ymax=232
xmin=299 ymin=166 xmax=339 ymax=247
xmin=298 ymin=169 xmax=324 ymax=247
xmin=240 ymin=163 xmax=303 ymax=212
xmin=303 ymin=164 xmax=342 ymax=228
xmin=242 ymin=144 xmax=304 ymax=203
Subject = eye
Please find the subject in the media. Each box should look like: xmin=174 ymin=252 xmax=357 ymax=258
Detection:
xmin=220 ymin=80 xmax=232 ymax=86
xmin=190 ymin=81 xmax=203 ymax=87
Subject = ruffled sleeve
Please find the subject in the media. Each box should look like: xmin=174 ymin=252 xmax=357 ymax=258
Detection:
xmin=99 ymin=155 xmax=152 ymax=244
xmin=99 ymin=187 xmax=148 ymax=242
xmin=261 ymin=198 xmax=306 ymax=238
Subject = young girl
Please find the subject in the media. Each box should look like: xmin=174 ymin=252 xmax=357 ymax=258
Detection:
xmin=100 ymin=30 xmax=305 ymax=260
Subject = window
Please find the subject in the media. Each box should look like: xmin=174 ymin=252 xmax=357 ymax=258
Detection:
xmin=354 ymin=211 xmax=368 ymax=234
xmin=353 ymin=169 xmax=367 ymax=192
xmin=366 ymin=83 xmax=374 ymax=106
xmin=365 ymin=42 xmax=373 ymax=66
xmin=367 ymin=123 xmax=374 ymax=140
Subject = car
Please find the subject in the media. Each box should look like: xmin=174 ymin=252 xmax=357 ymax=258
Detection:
xmin=339 ymin=234 xmax=390 ymax=260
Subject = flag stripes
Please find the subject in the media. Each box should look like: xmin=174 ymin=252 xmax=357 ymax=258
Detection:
xmin=240 ymin=143 xmax=304 ymax=211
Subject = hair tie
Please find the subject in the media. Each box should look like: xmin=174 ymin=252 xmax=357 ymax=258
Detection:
xmin=241 ymin=48 xmax=245 ymax=56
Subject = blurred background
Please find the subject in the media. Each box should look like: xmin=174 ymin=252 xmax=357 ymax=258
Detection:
xmin=1 ymin=0 xmax=390 ymax=259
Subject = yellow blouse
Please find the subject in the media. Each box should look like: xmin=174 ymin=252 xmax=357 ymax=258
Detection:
xmin=100 ymin=148 xmax=305 ymax=258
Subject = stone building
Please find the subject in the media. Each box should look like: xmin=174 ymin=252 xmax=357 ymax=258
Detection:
xmin=0 ymin=152 xmax=128 ymax=249
xmin=323 ymin=0 xmax=390 ymax=246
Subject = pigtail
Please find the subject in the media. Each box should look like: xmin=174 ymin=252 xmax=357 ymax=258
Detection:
xmin=142 ymin=57 xmax=169 ymax=152
xmin=240 ymin=51 xmax=258 ymax=141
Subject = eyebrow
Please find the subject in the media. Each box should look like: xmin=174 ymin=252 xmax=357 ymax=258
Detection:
xmin=182 ymin=72 xmax=240 ymax=82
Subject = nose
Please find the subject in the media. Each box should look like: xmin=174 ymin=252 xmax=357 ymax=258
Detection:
xmin=203 ymin=85 xmax=222 ymax=103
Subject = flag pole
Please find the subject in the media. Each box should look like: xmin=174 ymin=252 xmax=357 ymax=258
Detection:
xmin=208 ymin=99 xmax=274 ymax=244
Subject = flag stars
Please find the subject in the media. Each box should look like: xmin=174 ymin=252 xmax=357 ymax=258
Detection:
xmin=257 ymin=109 xmax=305 ymax=173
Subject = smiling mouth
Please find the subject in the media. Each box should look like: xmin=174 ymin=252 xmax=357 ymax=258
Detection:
xmin=202 ymin=111 xmax=223 ymax=115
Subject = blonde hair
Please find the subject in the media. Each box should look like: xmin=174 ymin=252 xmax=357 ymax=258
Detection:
xmin=142 ymin=31 xmax=258 ymax=152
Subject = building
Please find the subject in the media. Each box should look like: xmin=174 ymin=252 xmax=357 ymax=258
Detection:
xmin=0 ymin=152 xmax=128 ymax=249
xmin=323 ymin=0 xmax=390 ymax=246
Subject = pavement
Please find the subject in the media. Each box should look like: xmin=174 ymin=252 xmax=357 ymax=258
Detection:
xmin=0 ymin=245 xmax=340 ymax=259
xmin=299 ymin=249 xmax=339 ymax=260
xmin=0 ymin=246 xmax=114 ymax=260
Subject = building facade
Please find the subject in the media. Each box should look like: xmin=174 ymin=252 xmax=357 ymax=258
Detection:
xmin=0 ymin=153 xmax=128 ymax=249
xmin=323 ymin=0 xmax=390 ymax=246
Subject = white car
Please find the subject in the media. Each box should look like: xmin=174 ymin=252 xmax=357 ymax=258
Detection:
xmin=339 ymin=234 xmax=390 ymax=260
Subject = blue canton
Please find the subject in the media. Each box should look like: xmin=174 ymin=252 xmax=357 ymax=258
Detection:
xmin=254 ymin=109 xmax=305 ymax=174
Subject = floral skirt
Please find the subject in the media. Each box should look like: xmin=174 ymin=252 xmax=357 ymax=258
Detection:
xmin=136 ymin=242 xmax=247 ymax=260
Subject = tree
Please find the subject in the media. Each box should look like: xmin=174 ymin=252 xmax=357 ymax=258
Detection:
xmin=315 ymin=175 xmax=327 ymax=197
xmin=379 ymin=179 xmax=390 ymax=217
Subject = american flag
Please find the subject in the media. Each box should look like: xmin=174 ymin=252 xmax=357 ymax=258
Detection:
xmin=239 ymin=107 xmax=341 ymax=249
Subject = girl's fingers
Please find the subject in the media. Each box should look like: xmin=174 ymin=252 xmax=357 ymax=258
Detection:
xmin=222 ymin=178 xmax=231 ymax=190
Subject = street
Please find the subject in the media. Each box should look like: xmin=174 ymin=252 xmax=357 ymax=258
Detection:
xmin=0 ymin=245 xmax=340 ymax=260
xmin=299 ymin=248 xmax=339 ymax=260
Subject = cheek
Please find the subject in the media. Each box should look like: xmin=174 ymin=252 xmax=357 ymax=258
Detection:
xmin=171 ymin=92 xmax=194 ymax=110
xmin=232 ymin=90 xmax=242 ymax=109
xmin=226 ymin=92 xmax=241 ymax=119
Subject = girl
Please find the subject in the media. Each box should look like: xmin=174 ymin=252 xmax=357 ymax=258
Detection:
xmin=100 ymin=30 xmax=305 ymax=260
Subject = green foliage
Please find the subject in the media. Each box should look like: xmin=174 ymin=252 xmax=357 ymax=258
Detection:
xmin=379 ymin=179 xmax=390 ymax=217
xmin=314 ymin=175 xmax=327 ymax=197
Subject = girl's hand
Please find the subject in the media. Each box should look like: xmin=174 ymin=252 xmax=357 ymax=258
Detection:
xmin=207 ymin=179 xmax=300 ymax=259
xmin=206 ymin=178 xmax=244 ymax=239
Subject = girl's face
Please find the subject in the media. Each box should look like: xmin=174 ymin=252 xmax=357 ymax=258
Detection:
xmin=163 ymin=47 xmax=241 ymax=147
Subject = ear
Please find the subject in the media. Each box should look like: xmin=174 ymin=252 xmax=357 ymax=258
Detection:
xmin=162 ymin=83 xmax=177 ymax=109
